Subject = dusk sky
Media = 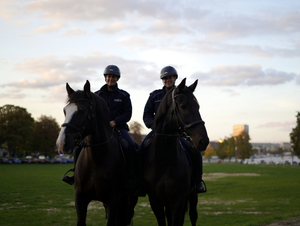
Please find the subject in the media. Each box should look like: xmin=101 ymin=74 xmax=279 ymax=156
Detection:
xmin=1 ymin=0 xmax=299 ymax=143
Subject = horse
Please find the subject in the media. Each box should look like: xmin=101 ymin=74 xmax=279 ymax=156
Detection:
xmin=56 ymin=80 xmax=137 ymax=226
xmin=143 ymin=78 xmax=209 ymax=226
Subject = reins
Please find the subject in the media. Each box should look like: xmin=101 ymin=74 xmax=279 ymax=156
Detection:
xmin=61 ymin=98 xmax=115 ymax=150
xmin=155 ymin=88 xmax=205 ymax=142
xmin=76 ymin=127 xmax=115 ymax=149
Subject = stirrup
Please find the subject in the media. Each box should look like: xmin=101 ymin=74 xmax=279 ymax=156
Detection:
xmin=197 ymin=179 xmax=207 ymax=193
xmin=62 ymin=169 xmax=74 ymax=185
xmin=63 ymin=168 xmax=74 ymax=175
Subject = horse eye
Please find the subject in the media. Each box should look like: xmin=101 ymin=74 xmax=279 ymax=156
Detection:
xmin=176 ymin=95 xmax=188 ymax=108
xmin=180 ymin=104 xmax=187 ymax=109
xmin=78 ymin=108 xmax=86 ymax=114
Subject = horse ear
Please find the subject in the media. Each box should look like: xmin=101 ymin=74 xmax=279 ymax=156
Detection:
xmin=66 ymin=83 xmax=75 ymax=96
xmin=188 ymin=79 xmax=198 ymax=92
xmin=84 ymin=80 xmax=91 ymax=98
xmin=175 ymin=78 xmax=186 ymax=94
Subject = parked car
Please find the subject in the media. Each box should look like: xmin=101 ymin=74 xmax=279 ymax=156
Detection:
xmin=20 ymin=158 xmax=30 ymax=164
xmin=0 ymin=158 xmax=12 ymax=164
xmin=242 ymin=159 xmax=249 ymax=164
xmin=260 ymin=160 xmax=266 ymax=164
xmin=248 ymin=159 xmax=259 ymax=165
xmin=9 ymin=158 xmax=22 ymax=164
xmin=25 ymin=155 xmax=33 ymax=163
xmin=54 ymin=155 xmax=67 ymax=164
xmin=31 ymin=158 xmax=45 ymax=164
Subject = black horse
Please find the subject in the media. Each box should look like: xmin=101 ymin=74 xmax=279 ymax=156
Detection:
xmin=143 ymin=78 xmax=209 ymax=226
xmin=56 ymin=81 xmax=137 ymax=226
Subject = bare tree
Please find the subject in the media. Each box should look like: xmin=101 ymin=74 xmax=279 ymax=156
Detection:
xmin=129 ymin=121 xmax=143 ymax=144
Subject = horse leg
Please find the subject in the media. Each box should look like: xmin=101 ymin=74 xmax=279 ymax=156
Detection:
xmin=169 ymin=197 xmax=187 ymax=226
xmin=189 ymin=190 xmax=198 ymax=226
xmin=106 ymin=195 xmax=123 ymax=226
xmin=75 ymin=192 xmax=90 ymax=226
xmin=149 ymin=197 xmax=167 ymax=226
xmin=125 ymin=193 xmax=138 ymax=226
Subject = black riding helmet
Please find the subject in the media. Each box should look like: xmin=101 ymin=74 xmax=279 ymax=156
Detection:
xmin=103 ymin=65 xmax=121 ymax=78
xmin=160 ymin=66 xmax=178 ymax=79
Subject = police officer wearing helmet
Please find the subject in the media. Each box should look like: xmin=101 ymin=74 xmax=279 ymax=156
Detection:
xmin=62 ymin=65 xmax=137 ymax=187
xmin=95 ymin=65 xmax=136 ymax=186
xmin=136 ymin=66 xmax=206 ymax=196
xmin=143 ymin=66 xmax=178 ymax=129
xmin=95 ymin=65 xmax=132 ymax=132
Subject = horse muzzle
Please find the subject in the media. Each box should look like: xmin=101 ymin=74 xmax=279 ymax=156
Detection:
xmin=198 ymin=137 xmax=209 ymax=152
xmin=56 ymin=128 xmax=75 ymax=154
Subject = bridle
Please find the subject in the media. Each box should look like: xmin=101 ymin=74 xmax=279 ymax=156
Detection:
xmin=61 ymin=98 xmax=114 ymax=148
xmin=169 ymin=88 xmax=205 ymax=140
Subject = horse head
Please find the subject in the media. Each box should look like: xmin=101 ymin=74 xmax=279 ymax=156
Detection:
xmin=56 ymin=80 xmax=95 ymax=154
xmin=155 ymin=78 xmax=209 ymax=152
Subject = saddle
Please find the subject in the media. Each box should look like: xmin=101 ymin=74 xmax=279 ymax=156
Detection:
xmin=114 ymin=129 xmax=130 ymax=150
xmin=142 ymin=133 xmax=192 ymax=165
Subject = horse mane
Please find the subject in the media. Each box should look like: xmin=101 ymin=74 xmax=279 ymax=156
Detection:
xmin=153 ymin=87 xmax=174 ymax=132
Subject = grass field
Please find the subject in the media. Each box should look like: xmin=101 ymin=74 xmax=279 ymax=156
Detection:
xmin=0 ymin=163 xmax=299 ymax=226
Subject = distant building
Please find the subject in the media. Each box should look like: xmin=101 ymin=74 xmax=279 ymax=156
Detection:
xmin=280 ymin=142 xmax=292 ymax=151
xmin=208 ymin=141 xmax=218 ymax=149
xmin=233 ymin=124 xmax=249 ymax=137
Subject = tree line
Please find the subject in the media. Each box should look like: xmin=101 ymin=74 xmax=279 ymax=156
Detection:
xmin=203 ymin=111 xmax=300 ymax=160
xmin=1 ymin=104 xmax=299 ymax=160
xmin=0 ymin=104 xmax=144 ymax=158
xmin=0 ymin=104 xmax=60 ymax=157
xmin=203 ymin=131 xmax=253 ymax=161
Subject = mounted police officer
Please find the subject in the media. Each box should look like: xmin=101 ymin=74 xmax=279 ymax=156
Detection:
xmin=136 ymin=66 xmax=206 ymax=196
xmin=95 ymin=65 xmax=133 ymax=144
xmin=62 ymin=65 xmax=137 ymax=187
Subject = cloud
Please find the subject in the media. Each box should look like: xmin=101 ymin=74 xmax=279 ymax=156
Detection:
xmin=0 ymin=88 xmax=26 ymax=99
xmin=97 ymin=22 xmax=126 ymax=34
xmin=192 ymin=64 xmax=297 ymax=86
xmin=257 ymin=120 xmax=296 ymax=132
xmin=145 ymin=19 xmax=191 ymax=36
xmin=30 ymin=23 xmax=65 ymax=34
xmin=0 ymin=0 xmax=18 ymax=20
xmin=2 ymin=0 xmax=299 ymax=59
xmin=8 ymin=1 xmax=294 ymax=38
xmin=222 ymin=89 xmax=240 ymax=97
xmin=23 ymin=0 xmax=154 ymax=22
xmin=118 ymin=37 xmax=155 ymax=49
xmin=296 ymin=74 xmax=300 ymax=85
xmin=176 ymin=40 xmax=300 ymax=58
xmin=4 ymin=54 xmax=298 ymax=91
xmin=2 ymin=53 xmax=159 ymax=90
xmin=62 ymin=28 xmax=87 ymax=36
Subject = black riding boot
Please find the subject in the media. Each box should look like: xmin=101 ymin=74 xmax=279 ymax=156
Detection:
xmin=191 ymin=150 xmax=207 ymax=193
xmin=136 ymin=150 xmax=146 ymax=197
xmin=124 ymin=145 xmax=137 ymax=189
xmin=62 ymin=146 xmax=82 ymax=185
xmin=135 ymin=133 xmax=154 ymax=197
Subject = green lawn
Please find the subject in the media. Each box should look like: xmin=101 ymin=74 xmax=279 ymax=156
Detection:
xmin=0 ymin=163 xmax=299 ymax=225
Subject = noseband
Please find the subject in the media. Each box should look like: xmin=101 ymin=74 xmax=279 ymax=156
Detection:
xmin=170 ymin=88 xmax=205 ymax=139
xmin=61 ymin=99 xmax=94 ymax=145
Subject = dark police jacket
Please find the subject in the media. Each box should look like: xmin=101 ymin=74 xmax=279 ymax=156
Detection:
xmin=95 ymin=84 xmax=132 ymax=131
xmin=143 ymin=86 xmax=170 ymax=129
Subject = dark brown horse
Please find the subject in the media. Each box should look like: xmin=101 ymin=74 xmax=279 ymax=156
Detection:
xmin=143 ymin=78 xmax=209 ymax=226
xmin=56 ymin=81 xmax=137 ymax=226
